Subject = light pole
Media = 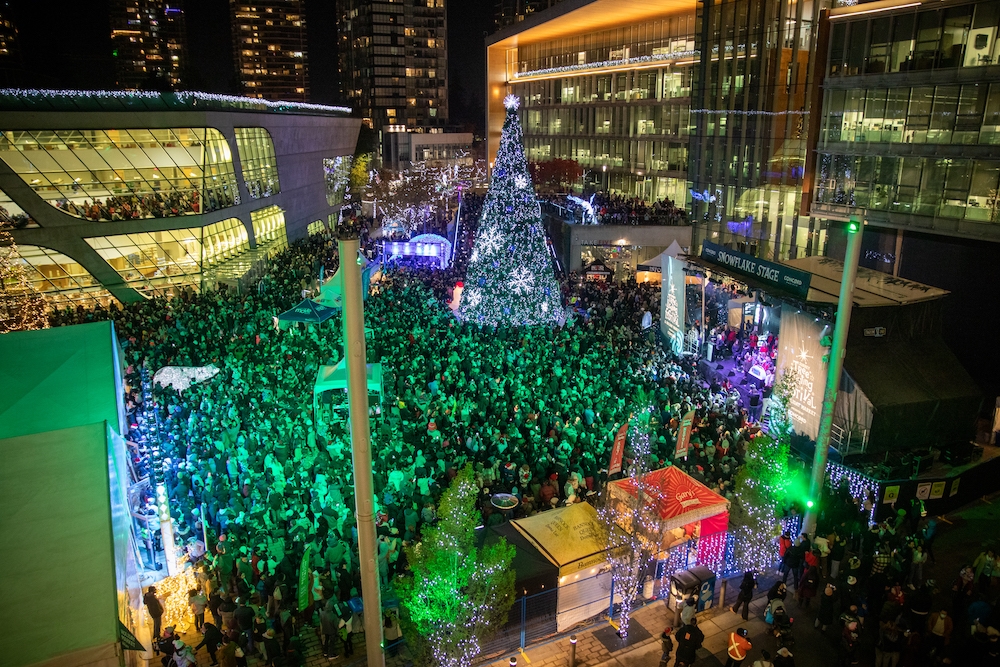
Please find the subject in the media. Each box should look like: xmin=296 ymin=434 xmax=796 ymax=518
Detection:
xmin=336 ymin=223 xmax=385 ymax=667
xmin=803 ymin=216 xmax=863 ymax=536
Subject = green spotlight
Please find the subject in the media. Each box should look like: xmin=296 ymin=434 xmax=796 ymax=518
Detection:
xmin=847 ymin=217 xmax=860 ymax=234
xmin=806 ymin=500 xmax=814 ymax=508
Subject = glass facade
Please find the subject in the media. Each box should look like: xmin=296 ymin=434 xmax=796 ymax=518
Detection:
xmin=250 ymin=205 xmax=287 ymax=247
xmin=820 ymin=83 xmax=1000 ymax=146
xmin=84 ymin=218 xmax=251 ymax=295
xmin=307 ymin=219 xmax=327 ymax=235
xmin=826 ymin=2 xmax=1000 ymax=77
xmin=15 ymin=245 xmax=118 ymax=309
xmin=813 ymin=0 xmax=1000 ymax=236
xmin=234 ymin=127 xmax=280 ymax=199
xmin=689 ymin=0 xmax=828 ymax=261
xmin=1 ymin=187 xmax=36 ymax=228
xmin=509 ymin=13 xmax=696 ymax=201
xmin=0 ymin=128 xmax=239 ymax=220
xmin=324 ymin=156 xmax=352 ymax=206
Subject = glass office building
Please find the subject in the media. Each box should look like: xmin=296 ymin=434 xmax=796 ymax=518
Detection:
xmin=810 ymin=0 xmax=1000 ymax=240
xmin=687 ymin=0 xmax=830 ymax=261
xmin=0 ymin=90 xmax=359 ymax=308
xmin=487 ymin=0 xmax=698 ymax=204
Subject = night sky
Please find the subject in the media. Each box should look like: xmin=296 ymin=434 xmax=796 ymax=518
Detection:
xmin=8 ymin=0 xmax=493 ymax=134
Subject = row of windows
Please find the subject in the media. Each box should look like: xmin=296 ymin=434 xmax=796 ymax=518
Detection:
xmin=516 ymin=69 xmax=693 ymax=106
xmin=234 ymin=127 xmax=280 ymax=198
xmin=15 ymin=244 xmax=117 ymax=310
xmin=516 ymin=16 xmax=695 ymax=74
xmin=0 ymin=128 xmax=239 ymax=221
xmin=829 ymin=2 xmax=1000 ymax=77
xmin=822 ymin=83 xmax=1000 ymax=146
xmin=524 ymin=105 xmax=692 ymax=139
xmin=525 ymin=138 xmax=688 ymax=173
xmin=816 ymin=154 xmax=1000 ymax=224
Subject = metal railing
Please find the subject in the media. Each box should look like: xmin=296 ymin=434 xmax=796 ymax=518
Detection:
xmin=831 ymin=422 xmax=870 ymax=457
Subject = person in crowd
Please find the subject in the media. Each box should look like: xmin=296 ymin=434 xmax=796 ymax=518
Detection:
xmin=732 ymin=571 xmax=758 ymax=621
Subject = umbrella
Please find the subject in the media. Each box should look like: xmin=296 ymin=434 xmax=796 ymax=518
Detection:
xmin=277 ymin=299 xmax=338 ymax=323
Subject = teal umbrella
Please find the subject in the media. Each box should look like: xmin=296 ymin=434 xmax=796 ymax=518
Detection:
xmin=277 ymin=299 xmax=338 ymax=323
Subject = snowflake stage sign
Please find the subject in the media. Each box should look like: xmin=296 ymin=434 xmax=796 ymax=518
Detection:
xmin=459 ymin=97 xmax=563 ymax=326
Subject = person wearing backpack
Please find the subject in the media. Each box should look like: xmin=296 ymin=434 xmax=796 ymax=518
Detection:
xmin=675 ymin=617 xmax=704 ymax=667
xmin=731 ymin=571 xmax=758 ymax=620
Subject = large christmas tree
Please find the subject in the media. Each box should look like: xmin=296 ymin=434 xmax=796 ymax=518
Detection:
xmin=460 ymin=95 xmax=563 ymax=326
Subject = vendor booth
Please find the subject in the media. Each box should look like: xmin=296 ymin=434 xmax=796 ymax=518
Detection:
xmin=608 ymin=466 xmax=730 ymax=570
xmin=636 ymin=252 xmax=664 ymax=284
xmin=583 ymin=261 xmax=612 ymax=282
xmin=508 ymin=503 xmax=612 ymax=632
xmin=313 ymin=360 xmax=384 ymax=427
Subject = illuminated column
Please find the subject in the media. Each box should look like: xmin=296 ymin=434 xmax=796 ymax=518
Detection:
xmin=804 ymin=217 xmax=863 ymax=536
xmin=336 ymin=230 xmax=385 ymax=667
xmin=157 ymin=483 xmax=179 ymax=576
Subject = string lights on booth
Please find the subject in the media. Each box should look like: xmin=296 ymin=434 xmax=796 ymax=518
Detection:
xmin=156 ymin=560 xmax=199 ymax=634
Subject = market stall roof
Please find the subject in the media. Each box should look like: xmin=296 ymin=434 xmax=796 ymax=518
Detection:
xmin=783 ymin=256 xmax=949 ymax=307
xmin=611 ymin=466 xmax=730 ymax=526
xmin=278 ymin=299 xmax=339 ymax=323
xmin=315 ymin=360 xmax=384 ymax=395
xmin=510 ymin=502 xmax=606 ymax=575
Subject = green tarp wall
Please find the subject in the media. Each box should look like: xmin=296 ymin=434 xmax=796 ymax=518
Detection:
xmin=0 ymin=321 xmax=127 ymax=667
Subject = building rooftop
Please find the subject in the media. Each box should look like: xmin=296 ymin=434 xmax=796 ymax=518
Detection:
xmin=0 ymin=89 xmax=351 ymax=117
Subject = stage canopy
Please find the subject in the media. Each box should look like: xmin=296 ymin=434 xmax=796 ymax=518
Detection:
xmin=488 ymin=522 xmax=558 ymax=596
xmin=313 ymin=360 xmax=385 ymax=418
xmin=843 ymin=338 xmax=982 ymax=450
xmin=278 ymin=299 xmax=339 ymax=323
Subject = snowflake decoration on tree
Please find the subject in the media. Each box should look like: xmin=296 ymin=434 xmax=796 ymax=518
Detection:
xmin=508 ymin=267 xmax=534 ymax=295
xmin=463 ymin=288 xmax=481 ymax=309
xmin=477 ymin=227 xmax=503 ymax=256
xmin=503 ymin=94 xmax=520 ymax=110
xmin=514 ymin=174 xmax=529 ymax=190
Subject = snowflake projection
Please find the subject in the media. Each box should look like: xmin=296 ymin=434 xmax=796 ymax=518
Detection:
xmin=508 ymin=267 xmax=534 ymax=295
xmin=503 ymin=94 xmax=520 ymax=110
xmin=514 ymin=174 xmax=529 ymax=190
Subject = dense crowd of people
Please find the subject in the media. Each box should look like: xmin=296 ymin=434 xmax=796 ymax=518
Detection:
xmin=40 ymin=187 xmax=998 ymax=667
xmin=552 ymin=192 xmax=688 ymax=226
xmin=52 ymin=185 xmax=237 ymax=221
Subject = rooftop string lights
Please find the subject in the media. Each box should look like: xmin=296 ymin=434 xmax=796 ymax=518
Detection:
xmin=0 ymin=89 xmax=351 ymax=115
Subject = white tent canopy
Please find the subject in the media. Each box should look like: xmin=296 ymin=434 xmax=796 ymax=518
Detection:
xmin=313 ymin=360 xmax=384 ymax=418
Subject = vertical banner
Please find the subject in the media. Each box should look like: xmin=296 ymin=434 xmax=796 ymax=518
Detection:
xmin=298 ymin=544 xmax=311 ymax=611
xmin=675 ymin=409 xmax=695 ymax=459
xmin=609 ymin=421 xmax=629 ymax=476
xmin=776 ymin=305 xmax=828 ymax=441
xmin=661 ymin=256 xmax=687 ymax=355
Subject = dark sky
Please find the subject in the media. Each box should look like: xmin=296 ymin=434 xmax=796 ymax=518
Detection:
xmin=10 ymin=0 xmax=493 ymax=134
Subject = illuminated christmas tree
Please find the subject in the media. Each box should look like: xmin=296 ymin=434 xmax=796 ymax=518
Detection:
xmin=730 ymin=370 xmax=797 ymax=572
xmin=0 ymin=229 xmax=48 ymax=334
xmin=460 ymin=95 xmax=563 ymax=326
xmin=398 ymin=465 xmax=515 ymax=667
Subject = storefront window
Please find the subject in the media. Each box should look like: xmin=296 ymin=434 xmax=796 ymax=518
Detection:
xmin=234 ymin=127 xmax=280 ymax=199
xmin=0 ymin=187 xmax=36 ymax=228
xmin=0 ymin=128 xmax=239 ymax=220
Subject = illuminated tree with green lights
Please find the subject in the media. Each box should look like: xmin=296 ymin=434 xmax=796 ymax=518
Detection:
xmin=730 ymin=370 xmax=797 ymax=573
xmin=397 ymin=464 xmax=515 ymax=667
xmin=459 ymin=95 xmax=563 ymax=326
